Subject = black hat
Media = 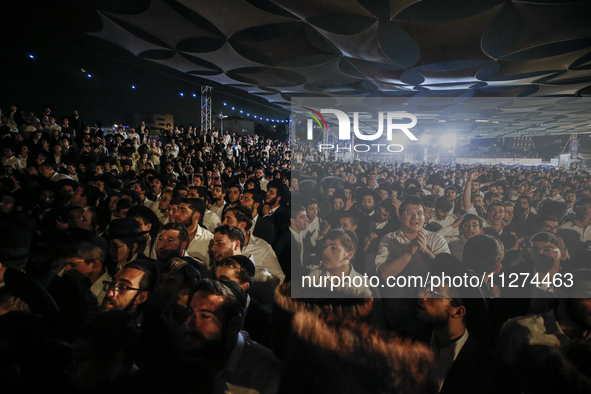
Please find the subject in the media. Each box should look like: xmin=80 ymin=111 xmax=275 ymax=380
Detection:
xmin=3 ymin=268 xmax=60 ymax=316
xmin=56 ymin=178 xmax=79 ymax=191
xmin=575 ymin=197 xmax=591 ymax=207
xmin=218 ymin=278 xmax=247 ymax=308
xmin=228 ymin=255 xmax=256 ymax=278
xmin=104 ymin=217 xmax=149 ymax=240
xmin=354 ymin=188 xmax=382 ymax=205
xmin=127 ymin=205 xmax=161 ymax=238
xmin=0 ymin=223 xmax=33 ymax=260
xmin=323 ymin=176 xmax=344 ymax=190
xmin=123 ymin=170 xmax=137 ymax=181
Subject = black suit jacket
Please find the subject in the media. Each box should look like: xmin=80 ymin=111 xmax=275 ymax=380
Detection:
xmin=253 ymin=215 xmax=277 ymax=245
xmin=274 ymin=229 xmax=296 ymax=282
xmin=266 ymin=204 xmax=289 ymax=232
xmin=440 ymin=334 xmax=501 ymax=394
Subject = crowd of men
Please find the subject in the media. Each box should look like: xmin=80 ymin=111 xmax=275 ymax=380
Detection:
xmin=1 ymin=103 xmax=591 ymax=393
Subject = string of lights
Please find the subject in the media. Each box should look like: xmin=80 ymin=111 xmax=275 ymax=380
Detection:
xmin=25 ymin=47 xmax=290 ymax=124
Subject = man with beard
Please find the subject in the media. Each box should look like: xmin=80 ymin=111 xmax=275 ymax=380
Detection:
xmin=240 ymin=189 xmax=276 ymax=245
xmin=416 ymin=255 xmax=500 ymax=394
xmin=173 ymin=198 xmax=214 ymax=267
xmin=262 ymin=180 xmax=289 ymax=231
xmin=496 ymin=269 xmax=591 ymax=386
xmin=183 ymin=278 xmax=282 ymax=393
xmin=100 ymin=259 xmax=155 ymax=316
xmin=512 ymin=195 xmax=537 ymax=234
xmin=156 ymin=222 xmax=190 ymax=265
xmin=210 ymin=184 xmax=226 ymax=220
xmin=355 ymin=189 xmax=382 ymax=240
xmin=209 ymin=225 xmax=274 ymax=281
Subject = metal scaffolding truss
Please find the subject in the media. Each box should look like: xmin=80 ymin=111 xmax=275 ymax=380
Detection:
xmin=200 ymin=86 xmax=213 ymax=133
xmin=289 ymin=114 xmax=296 ymax=144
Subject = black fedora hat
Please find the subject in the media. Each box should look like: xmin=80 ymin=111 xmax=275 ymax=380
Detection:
xmin=0 ymin=223 xmax=33 ymax=261
xmin=3 ymin=268 xmax=60 ymax=316
xmin=104 ymin=217 xmax=149 ymax=240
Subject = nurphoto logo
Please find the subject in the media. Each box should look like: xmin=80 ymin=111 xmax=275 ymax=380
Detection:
xmin=305 ymin=108 xmax=418 ymax=153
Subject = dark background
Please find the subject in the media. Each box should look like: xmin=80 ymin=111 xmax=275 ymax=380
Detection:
xmin=0 ymin=0 xmax=289 ymax=130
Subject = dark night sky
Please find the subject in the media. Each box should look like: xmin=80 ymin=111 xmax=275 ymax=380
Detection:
xmin=0 ymin=0 xmax=289 ymax=129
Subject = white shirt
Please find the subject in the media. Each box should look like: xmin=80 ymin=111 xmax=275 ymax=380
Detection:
xmin=210 ymin=201 xmax=226 ymax=219
xmin=243 ymin=234 xmax=285 ymax=283
xmin=429 ymin=214 xmax=456 ymax=229
xmin=431 ymin=329 xmax=469 ymax=391
xmin=303 ymin=216 xmax=320 ymax=247
xmin=290 ymin=226 xmax=304 ymax=266
xmin=15 ymin=155 xmax=28 ymax=170
xmin=2 ymin=156 xmax=18 ymax=168
xmin=202 ymin=209 xmax=221 ymax=233
xmin=307 ymin=265 xmax=372 ymax=298
xmin=374 ymin=229 xmax=450 ymax=271
xmin=90 ymin=270 xmax=113 ymax=306
xmin=558 ymin=219 xmax=591 ymax=256
xmin=186 ymin=225 xmax=214 ymax=267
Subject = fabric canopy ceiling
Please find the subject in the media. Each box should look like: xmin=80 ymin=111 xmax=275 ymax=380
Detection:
xmin=86 ymin=0 xmax=591 ymax=136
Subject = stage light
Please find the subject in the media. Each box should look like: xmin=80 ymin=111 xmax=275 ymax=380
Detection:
xmin=192 ymin=93 xmax=197 ymax=97
xmin=180 ymin=93 xmax=184 ymax=96
xmin=441 ymin=134 xmax=457 ymax=148
xmin=29 ymin=54 xmax=34 ymax=59
xmin=240 ymin=110 xmax=243 ymax=114
xmin=87 ymin=74 xmax=92 ymax=78
xmin=254 ymin=116 xmax=257 ymax=119
xmin=231 ymin=107 xmax=235 ymax=110
xmin=247 ymin=113 xmax=249 ymax=116
xmin=131 ymin=85 xmax=136 ymax=89
xmin=223 ymin=102 xmax=227 ymax=106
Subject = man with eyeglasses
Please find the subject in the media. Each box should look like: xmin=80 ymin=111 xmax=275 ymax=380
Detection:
xmin=533 ymin=214 xmax=559 ymax=234
xmin=100 ymin=259 xmax=155 ymax=316
xmin=558 ymin=196 xmax=591 ymax=256
xmin=443 ymin=214 xmax=484 ymax=261
xmin=376 ymin=196 xmax=450 ymax=282
xmin=416 ymin=255 xmax=499 ymax=394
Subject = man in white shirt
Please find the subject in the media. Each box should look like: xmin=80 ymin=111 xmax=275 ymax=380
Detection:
xmin=376 ymin=196 xmax=450 ymax=281
xmin=172 ymin=198 xmax=214 ymax=267
xmin=443 ymin=214 xmax=484 ymax=261
xmin=428 ymin=197 xmax=457 ymax=231
xmin=62 ymin=238 xmax=113 ymax=306
xmin=222 ymin=206 xmax=284 ymax=283
xmin=210 ymin=184 xmax=226 ymax=219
